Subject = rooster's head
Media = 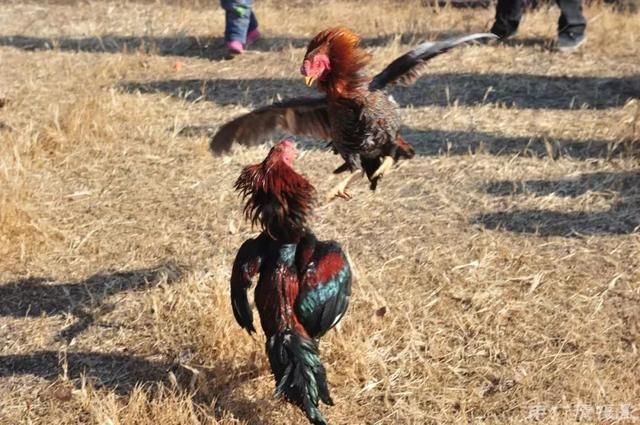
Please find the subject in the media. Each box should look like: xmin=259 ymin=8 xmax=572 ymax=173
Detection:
xmin=234 ymin=140 xmax=315 ymax=242
xmin=301 ymin=27 xmax=371 ymax=96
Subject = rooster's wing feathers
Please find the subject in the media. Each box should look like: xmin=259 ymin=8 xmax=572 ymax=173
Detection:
xmin=230 ymin=234 xmax=270 ymax=333
xmin=295 ymin=235 xmax=352 ymax=339
xmin=369 ymin=32 xmax=498 ymax=90
xmin=210 ymin=97 xmax=332 ymax=154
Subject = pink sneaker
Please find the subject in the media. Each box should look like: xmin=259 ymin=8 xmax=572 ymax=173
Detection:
xmin=226 ymin=40 xmax=244 ymax=55
xmin=246 ymin=28 xmax=261 ymax=45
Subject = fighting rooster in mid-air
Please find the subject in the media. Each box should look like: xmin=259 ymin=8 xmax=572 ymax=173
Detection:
xmin=210 ymin=27 xmax=496 ymax=199
xmin=230 ymin=140 xmax=352 ymax=425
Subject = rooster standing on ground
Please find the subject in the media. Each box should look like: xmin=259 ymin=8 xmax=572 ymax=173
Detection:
xmin=210 ymin=28 xmax=496 ymax=199
xmin=230 ymin=140 xmax=352 ymax=425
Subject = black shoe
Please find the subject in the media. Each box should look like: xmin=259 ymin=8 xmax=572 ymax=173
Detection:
xmin=556 ymin=32 xmax=587 ymax=52
xmin=490 ymin=23 xmax=518 ymax=40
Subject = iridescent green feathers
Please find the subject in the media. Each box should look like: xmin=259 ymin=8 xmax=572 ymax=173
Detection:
xmin=267 ymin=330 xmax=333 ymax=425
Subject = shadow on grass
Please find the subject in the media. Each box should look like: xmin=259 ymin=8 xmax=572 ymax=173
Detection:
xmin=0 ymin=31 xmax=464 ymax=61
xmin=0 ymin=34 xmax=281 ymax=60
xmin=0 ymin=263 xmax=274 ymax=421
xmin=118 ymin=77 xmax=318 ymax=106
xmin=194 ymin=361 xmax=273 ymax=425
xmin=403 ymin=128 xmax=635 ymax=160
xmin=0 ymin=262 xmax=182 ymax=342
xmin=498 ymin=36 xmax=552 ymax=49
xmin=178 ymin=124 xmax=628 ymax=161
xmin=397 ymin=72 xmax=640 ymax=110
xmin=0 ymin=351 xmax=169 ymax=395
xmin=118 ymin=73 xmax=639 ymax=111
xmin=472 ymin=170 xmax=640 ymax=236
xmin=0 ymin=350 xmax=268 ymax=423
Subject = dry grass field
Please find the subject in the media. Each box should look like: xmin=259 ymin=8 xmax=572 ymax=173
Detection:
xmin=1 ymin=1 xmax=639 ymax=424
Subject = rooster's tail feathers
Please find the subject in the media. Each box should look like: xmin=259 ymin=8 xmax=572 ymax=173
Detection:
xmin=267 ymin=329 xmax=332 ymax=425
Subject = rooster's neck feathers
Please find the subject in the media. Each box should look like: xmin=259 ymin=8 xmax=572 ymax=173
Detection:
xmin=235 ymin=155 xmax=315 ymax=242
xmin=308 ymin=27 xmax=371 ymax=98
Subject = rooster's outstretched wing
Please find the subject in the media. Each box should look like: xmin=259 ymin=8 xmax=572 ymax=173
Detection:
xmin=210 ymin=97 xmax=332 ymax=154
xmin=369 ymin=32 xmax=497 ymax=91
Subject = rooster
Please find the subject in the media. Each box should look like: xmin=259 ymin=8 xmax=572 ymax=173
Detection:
xmin=210 ymin=28 xmax=496 ymax=199
xmin=231 ymin=139 xmax=352 ymax=425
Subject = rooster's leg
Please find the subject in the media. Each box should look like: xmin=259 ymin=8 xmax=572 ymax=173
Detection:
xmin=326 ymin=171 xmax=362 ymax=201
xmin=371 ymin=156 xmax=394 ymax=180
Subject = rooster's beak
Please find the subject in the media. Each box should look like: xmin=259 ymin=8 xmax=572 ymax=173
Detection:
xmin=304 ymin=76 xmax=315 ymax=87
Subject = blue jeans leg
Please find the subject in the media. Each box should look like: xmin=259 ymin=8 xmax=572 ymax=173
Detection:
xmin=220 ymin=0 xmax=254 ymax=43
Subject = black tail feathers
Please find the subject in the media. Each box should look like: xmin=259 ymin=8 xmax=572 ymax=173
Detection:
xmin=267 ymin=329 xmax=333 ymax=425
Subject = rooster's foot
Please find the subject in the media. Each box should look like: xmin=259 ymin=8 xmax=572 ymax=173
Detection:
xmin=371 ymin=156 xmax=394 ymax=180
xmin=326 ymin=171 xmax=361 ymax=201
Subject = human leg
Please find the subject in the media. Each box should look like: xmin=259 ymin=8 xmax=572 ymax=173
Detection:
xmin=557 ymin=0 xmax=586 ymax=35
xmin=220 ymin=0 xmax=254 ymax=51
xmin=490 ymin=0 xmax=524 ymax=39
xmin=556 ymin=0 xmax=587 ymax=51
xmin=246 ymin=11 xmax=261 ymax=45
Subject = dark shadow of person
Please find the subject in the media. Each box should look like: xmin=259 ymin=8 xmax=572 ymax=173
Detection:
xmin=0 ymin=31 xmax=463 ymax=61
xmin=0 ymin=350 xmax=169 ymax=395
xmin=117 ymin=73 xmax=639 ymax=111
xmin=0 ymin=350 xmax=272 ymax=424
xmin=0 ymin=262 xmax=182 ymax=342
xmin=175 ymin=124 xmax=629 ymax=163
xmin=0 ymin=34 xmax=302 ymax=60
xmin=472 ymin=170 xmax=640 ymax=236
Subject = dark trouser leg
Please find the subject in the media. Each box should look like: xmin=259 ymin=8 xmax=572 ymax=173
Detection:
xmin=220 ymin=0 xmax=254 ymax=43
xmin=248 ymin=11 xmax=258 ymax=33
xmin=491 ymin=0 xmax=523 ymax=38
xmin=556 ymin=0 xmax=586 ymax=35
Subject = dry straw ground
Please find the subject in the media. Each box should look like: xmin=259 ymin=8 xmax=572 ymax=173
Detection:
xmin=1 ymin=1 xmax=639 ymax=424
